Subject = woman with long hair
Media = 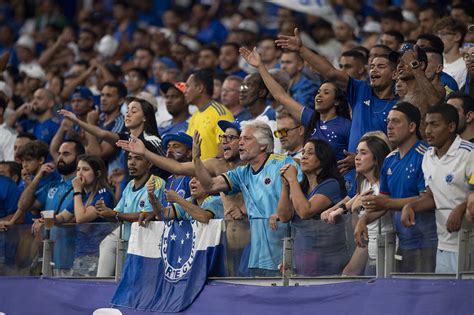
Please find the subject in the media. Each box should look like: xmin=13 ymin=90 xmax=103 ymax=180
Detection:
xmin=323 ymin=134 xmax=392 ymax=275
xmin=56 ymin=154 xmax=115 ymax=276
xmin=277 ymin=139 xmax=350 ymax=276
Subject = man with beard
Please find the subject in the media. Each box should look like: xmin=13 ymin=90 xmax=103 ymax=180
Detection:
xmin=9 ymin=88 xmax=59 ymax=145
xmin=392 ymin=44 xmax=445 ymax=122
xmin=192 ymin=120 xmax=302 ymax=276
xmin=23 ymin=140 xmax=85 ymax=276
xmin=218 ymin=43 xmax=247 ymax=78
xmin=50 ymin=86 xmax=94 ymax=160
xmin=94 ymin=152 xmax=165 ymax=277
xmin=117 ymin=120 xmax=247 ymax=219
xmin=77 ymin=28 xmax=97 ymax=62
xmin=85 ymin=81 xmax=127 ymax=174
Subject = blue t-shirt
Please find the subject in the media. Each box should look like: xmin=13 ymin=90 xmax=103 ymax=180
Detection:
xmin=174 ymin=195 xmax=224 ymax=220
xmin=291 ymin=178 xmax=349 ymax=276
xmin=301 ymin=108 xmax=351 ymax=161
xmin=158 ymin=119 xmax=189 ymax=138
xmin=0 ymin=176 xmax=20 ymax=219
xmin=290 ymin=75 xmax=319 ymax=109
xmin=234 ymin=108 xmax=253 ymax=122
xmin=196 ymin=19 xmax=228 ymax=45
xmin=64 ymin=188 xmax=115 ymax=257
xmin=346 ymin=78 xmax=398 ymax=152
xmin=380 ymin=141 xmax=438 ymax=249
xmin=19 ymin=117 xmax=60 ymax=145
xmin=440 ymin=71 xmax=459 ymax=92
xmin=115 ymin=175 xmax=165 ymax=241
xmin=99 ymin=113 xmax=126 ymax=174
xmin=164 ymin=175 xmax=191 ymax=207
xmin=222 ymin=153 xmax=302 ymax=270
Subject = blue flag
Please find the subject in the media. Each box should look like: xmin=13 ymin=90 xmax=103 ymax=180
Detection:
xmin=111 ymin=220 xmax=225 ymax=312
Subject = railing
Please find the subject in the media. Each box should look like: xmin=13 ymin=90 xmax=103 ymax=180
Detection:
xmin=1 ymin=217 xmax=473 ymax=284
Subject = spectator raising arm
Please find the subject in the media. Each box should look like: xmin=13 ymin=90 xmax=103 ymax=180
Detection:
xmin=239 ymin=46 xmax=304 ymax=123
xmin=275 ymin=28 xmax=349 ymax=89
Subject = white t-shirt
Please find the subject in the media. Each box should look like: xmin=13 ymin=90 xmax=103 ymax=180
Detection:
xmin=359 ymin=180 xmax=393 ymax=260
xmin=0 ymin=122 xmax=17 ymax=161
xmin=443 ymin=56 xmax=467 ymax=90
xmin=422 ymin=136 xmax=474 ymax=252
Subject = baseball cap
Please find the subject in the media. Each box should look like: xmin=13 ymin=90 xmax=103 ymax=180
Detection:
xmin=218 ymin=120 xmax=241 ymax=134
xmin=135 ymin=91 xmax=158 ymax=112
xmin=388 ymin=43 xmax=428 ymax=65
xmin=21 ymin=64 xmax=46 ymax=81
xmin=160 ymin=81 xmax=186 ymax=95
xmin=162 ymin=132 xmax=193 ymax=149
xmin=71 ymin=86 xmax=94 ymax=100
xmin=15 ymin=34 xmax=35 ymax=52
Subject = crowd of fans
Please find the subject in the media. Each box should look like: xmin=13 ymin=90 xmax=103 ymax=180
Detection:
xmin=0 ymin=0 xmax=474 ymax=277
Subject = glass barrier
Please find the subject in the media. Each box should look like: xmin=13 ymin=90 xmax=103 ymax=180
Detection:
xmin=222 ymin=218 xmax=287 ymax=278
xmin=0 ymin=224 xmax=43 ymax=276
xmin=459 ymin=220 xmax=474 ymax=275
xmin=44 ymin=222 xmax=119 ymax=278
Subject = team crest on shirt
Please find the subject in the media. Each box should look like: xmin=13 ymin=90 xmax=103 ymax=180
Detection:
xmin=47 ymin=187 xmax=58 ymax=199
xmin=264 ymin=177 xmax=272 ymax=185
xmin=161 ymin=220 xmax=197 ymax=282
xmin=139 ymin=199 xmax=145 ymax=208
xmin=364 ymin=100 xmax=370 ymax=106
xmin=445 ymin=173 xmax=454 ymax=185
xmin=387 ymin=168 xmax=392 ymax=176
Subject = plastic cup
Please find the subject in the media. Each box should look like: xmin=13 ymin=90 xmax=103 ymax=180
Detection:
xmin=41 ymin=210 xmax=55 ymax=229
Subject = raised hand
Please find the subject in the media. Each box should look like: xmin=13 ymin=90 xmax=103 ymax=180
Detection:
xmin=280 ymin=164 xmax=298 ymax=183
xmin=192 ymin=130 xmax=202 ymax=161
xmin=337 ymin=150 xmax=355 ymax=175
xmin=38 ymin=163 xmax=55 ymax=178
xmin=165 ymin=189 xmax=182 ymax=204
xmin=116 ymin=135 xmax=146 ymax=155
xmin=275 ymin=28 xmax=303 ymax=51
xmin=239 ymin=47 xmax=262 ymax=68
xmin=58 ymin=109 xmax=79 ymax=123
xmin=87 ymin=106 xmax=100 ymax=125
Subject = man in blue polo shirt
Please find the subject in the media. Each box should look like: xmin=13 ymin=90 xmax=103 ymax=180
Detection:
xmin=274 ymin=28 xmax=398 ymax=194
xmin=24 ymin=140 xmax=84 ymax=276
xmin=193 ymin=120 xmax=302 ymax=276
xmin=355 ymin=102 xmax=438 ymax=272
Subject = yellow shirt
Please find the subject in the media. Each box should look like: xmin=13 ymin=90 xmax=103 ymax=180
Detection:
xmin=186 ymin=101 xmax=234 ymax=160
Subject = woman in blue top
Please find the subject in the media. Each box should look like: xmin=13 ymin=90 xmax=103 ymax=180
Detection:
xmin=62 ymin=154 xmax=115 ymax=276
xmin=277 ymin=139 xmax=350 ymax=276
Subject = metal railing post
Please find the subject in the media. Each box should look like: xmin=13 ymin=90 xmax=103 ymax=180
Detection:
xmin=281 ymin=236 xmax=293 ymax=286
xmin=376 ymin=233 xmax=385 ymax=278
xmin=384 ymin=232 xmax=396 ymax=278
xmin=457 ymin=219 xmax=472 ymax=279
xmin=41 ymin=230 xmax=53 ymax=277
xmin=115 ymin=224 xmax=126 ymax=282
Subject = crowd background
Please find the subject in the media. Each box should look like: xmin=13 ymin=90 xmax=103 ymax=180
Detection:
xmin=0 ymin=0 xmax=474 ymax=278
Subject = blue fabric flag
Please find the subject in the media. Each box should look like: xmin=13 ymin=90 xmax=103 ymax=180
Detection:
xmin=111 ymin=219 xmax=225 ymax=312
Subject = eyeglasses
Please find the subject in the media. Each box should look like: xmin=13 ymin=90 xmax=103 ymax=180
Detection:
xmin=239 ymin=84 xmax=250 ymax=92
xmin=219 ymin=134 xmax=240 ymax=142
xmin=437 ymin=31 xmax=456 ymax=37
xmin=222 ymin=88 xmax=239 ymax=93
xmin=463 ymin=52 xmax=474 ymax=61
xmin=273 ymin=126 xmax=301 ymax=138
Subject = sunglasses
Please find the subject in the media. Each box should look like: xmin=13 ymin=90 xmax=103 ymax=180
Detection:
xmin=273 ymin=126 xmax=301 ymax=138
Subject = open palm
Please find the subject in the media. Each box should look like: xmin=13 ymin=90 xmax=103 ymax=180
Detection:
xmin=239 ymin=47 xmax=261 ymax=68
xmin=275 ymin=28 xmax=302 ymax=51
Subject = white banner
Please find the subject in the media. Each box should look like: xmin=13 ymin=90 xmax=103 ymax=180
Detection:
xmin=266 ymin=0 xmax=337 ymax=22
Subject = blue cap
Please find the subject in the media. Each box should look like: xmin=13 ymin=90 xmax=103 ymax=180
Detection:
xmin=218 ymin=120 xmax=241 ymax=133
xmin=162 ymin=132 xmax=193 ymax=150
xmin=388 ymin=43 xmax=428 ymax=65
xmin=159 ymin=56 xmax=178 ymax=70
xmin=71 ymin=86 xmax=93 ymax=100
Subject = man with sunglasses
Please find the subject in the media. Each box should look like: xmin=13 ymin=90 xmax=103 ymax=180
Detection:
xmin=116 ymin=120 xmax=247 ymax=219
xmin=274 ymin=109 xmax=304 ymax=160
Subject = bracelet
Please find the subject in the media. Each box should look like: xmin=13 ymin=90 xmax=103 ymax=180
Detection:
xmin=73 ymin=191 xmax=83 ymax=197
xmin=340 ymin=203 xmax=349 ymax=214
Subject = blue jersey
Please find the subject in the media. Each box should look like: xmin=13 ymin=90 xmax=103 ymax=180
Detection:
xmin=174 ymin=195 xmax=224 ymax=220
xmin=234 ymin=108 xmax=253 ymax=122
xmin=164 ymin=175 xmax=191 ymax=207
xmin=19 ymin=117 xmax=60 ymax=145
xmin=99 ymin=114 xmax=126 ymax=174
xmin=380 ymin=141 xmax=437 ymax=249
xmin=158 ymin=118 xmax=189 ymax=138
xmin=0 ymin=176 xmax=20 ymax=218
xmin=440 ymin=71 xmax=459 ymax=92
xmin=346 ymin=78 xmax=398 ymax=152
xmin=301 ymin=108 xmax=351 ymax=161
xmin=115 ymin=175 xmax=165 ymax=240
xmin=290 ymin=75 xmax=319 ymax=109
xmin=222 ymin=153 xmax=302 ymax=270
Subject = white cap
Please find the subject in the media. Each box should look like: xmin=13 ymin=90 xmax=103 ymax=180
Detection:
xmin=135 ymin=91 xmax=158 ymax=112
xmin=402 ymin=10 xmax=418 ymax=24
xmin=15 ymin=34 xmax=35 ymax=52
xmin=0 ymin=81 xmax=12 ymax=98
xmin=361 ymin=21 xmax=382 ymax=34
xmin=21 ymin=63 xmax=46 ymax=81
xmin=340 ymin=14 xmax=359 ymax=31
xmin=97 ymin=35 xmax=119 ymax=58
xmin=238 ymin=19 xmax=259 ymax=34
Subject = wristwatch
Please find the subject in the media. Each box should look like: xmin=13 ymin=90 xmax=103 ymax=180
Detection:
xmin=409 ymin=60 xmax=420 ymax=69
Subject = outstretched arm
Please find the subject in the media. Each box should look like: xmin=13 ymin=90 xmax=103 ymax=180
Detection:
xmin=275 ymin=28 xmax=349 ymax=89
xmin=240 ymin=47 xmax=305 ymax=122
